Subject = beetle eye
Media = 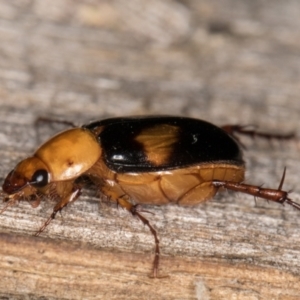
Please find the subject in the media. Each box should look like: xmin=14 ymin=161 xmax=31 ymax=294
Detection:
xmin=31 ymin=169 xmax=49 ymax=187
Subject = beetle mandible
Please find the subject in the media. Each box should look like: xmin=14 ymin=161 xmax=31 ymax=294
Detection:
xmin=1 ymin=116 xmax=299 ymax=277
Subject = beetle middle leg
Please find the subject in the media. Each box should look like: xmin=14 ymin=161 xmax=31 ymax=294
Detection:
xmin=116 ymin=196 xmax=161 ymax=278
xmin=212 ymin=168 xmax=300 ymax=210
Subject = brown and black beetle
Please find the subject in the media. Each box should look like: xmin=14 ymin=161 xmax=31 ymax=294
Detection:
xmin=1 ymin=116 xmax=299 ymax=277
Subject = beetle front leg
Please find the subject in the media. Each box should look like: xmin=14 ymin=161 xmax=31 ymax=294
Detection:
xmin=34 ymin=186 xmax=82 ymax=236
xmin=212 ymin=168 xmax=300 ymax=210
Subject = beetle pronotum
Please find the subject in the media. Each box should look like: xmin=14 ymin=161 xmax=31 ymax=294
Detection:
xmin=1 ymin=116 xmax=299 ymax=277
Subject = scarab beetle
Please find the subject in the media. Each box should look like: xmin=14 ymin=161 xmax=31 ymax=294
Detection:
xmin=1 ymin=116 xmax=299 ymax=277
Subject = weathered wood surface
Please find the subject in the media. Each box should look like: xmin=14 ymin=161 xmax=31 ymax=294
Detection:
xmin=0 ymin=1 xmax=300 ymax=299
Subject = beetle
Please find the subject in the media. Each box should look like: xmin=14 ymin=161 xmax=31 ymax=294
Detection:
xmin=1 ymin=116 xmax=299 ymax=277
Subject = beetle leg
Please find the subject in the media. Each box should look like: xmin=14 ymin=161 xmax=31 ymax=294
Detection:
xmin=34 ymin=186 xmax=82 ymax=236
xmin=34 ymin=117 xmax=77 ymax=145
xmin=100 ymin=184 xmax=162 ymax=277
xmin=35 ymin=117 xmax=77 ymax=128
xmin=221 ymin=124 xmax=295 ymax=141
xmin=0 ymin=196 xmax=18 ymax=214
xmin=212 ymin=168 xmax=300 ymax=210
xmin=116 ymin=196 xmax=162 ymax=278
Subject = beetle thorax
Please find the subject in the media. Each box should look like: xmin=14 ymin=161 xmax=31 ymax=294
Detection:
xmin=34 ymin=128 xmax=102 ymax=181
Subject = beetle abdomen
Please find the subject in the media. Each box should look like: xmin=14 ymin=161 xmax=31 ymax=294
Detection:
xmin=103 ymin=163 xmax=244 ymax=206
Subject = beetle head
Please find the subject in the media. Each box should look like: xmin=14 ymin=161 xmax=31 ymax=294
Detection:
xmin=2 ymin=156 xmax=50 ymax=196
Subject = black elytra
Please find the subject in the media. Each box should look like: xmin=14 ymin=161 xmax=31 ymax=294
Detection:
xmin=83 ymin=116 xmax=244 ymax=173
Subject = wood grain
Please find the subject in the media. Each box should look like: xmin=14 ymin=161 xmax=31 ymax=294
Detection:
xmin=0 ymin=1 xmax=300 ymax=299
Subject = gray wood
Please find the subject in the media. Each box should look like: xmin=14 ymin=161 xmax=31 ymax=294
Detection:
xmin=0 ymin=1 xmax=300 ymax=299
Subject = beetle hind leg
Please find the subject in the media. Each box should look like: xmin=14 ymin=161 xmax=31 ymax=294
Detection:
xmin=212 ymin=168 xmax=300 ymax=211
xmin=221 ymin=124 xmax=295 ymax=142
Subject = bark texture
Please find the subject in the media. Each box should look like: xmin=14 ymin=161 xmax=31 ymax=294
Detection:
xmin=0 ymin=1 xmax=300 ymax=299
